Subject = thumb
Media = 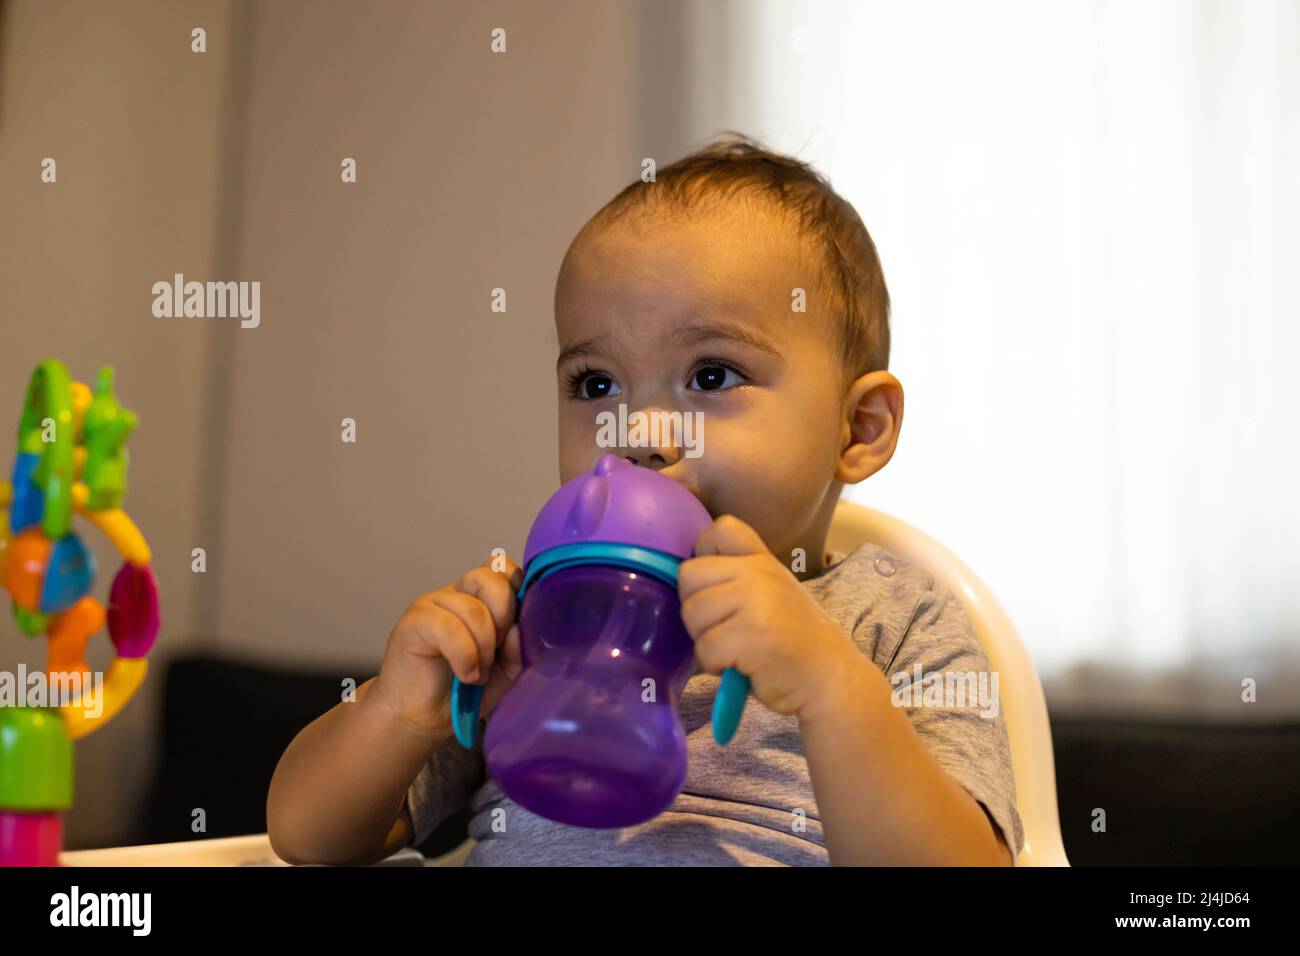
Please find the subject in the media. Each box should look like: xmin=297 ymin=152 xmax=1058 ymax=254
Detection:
xmin=479 ymin=623 xmax=522 ymax=719
xmin=498 ymin=622 xmax=522 ymax=676
xmin=692 ymin=514 xmax=767 ymax=558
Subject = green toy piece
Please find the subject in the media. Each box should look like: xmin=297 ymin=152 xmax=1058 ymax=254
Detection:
xmin=0 ymin=707 xmax=74 ymax=810
xmin=18 ymin=359 xmax=75 ymax=539
xmin=12 ymin=604 xmax=50 ymax=637
xmin=81 ymin=366 xmax=137 ymax=511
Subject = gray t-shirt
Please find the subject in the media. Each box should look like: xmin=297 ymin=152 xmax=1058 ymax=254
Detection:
xmin=406 ymin=542 xmax=1025 ymax=865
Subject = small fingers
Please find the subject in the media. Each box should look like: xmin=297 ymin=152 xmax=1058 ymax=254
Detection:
xmin=480 ymin=552 xmax=525 ymax=591
xmin=677 ymin=554 xmax=749 ymax=599
xmin=402 ymin=600 xmax=485 ymax=684
xmin=427 ymin=590 xmax=497 ymax=682
xmin=679 ymin=579 xmax=744 ymax=643
xmin=459 ymin=560 xmax=523 ymax=646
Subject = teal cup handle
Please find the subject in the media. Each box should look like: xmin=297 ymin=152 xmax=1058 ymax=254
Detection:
xmin=450 ymin=675 xmax=483 ymax=748
xmin=711 ymin=667 xmax=750 ymax=745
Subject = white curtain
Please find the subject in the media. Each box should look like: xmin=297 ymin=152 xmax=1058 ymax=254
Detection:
xmin=715 ymin=0 xmax=1300 ymax=679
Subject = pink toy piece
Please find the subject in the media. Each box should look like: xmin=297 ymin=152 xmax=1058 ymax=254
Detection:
xmin=106 ymin=562 xmax=160 ymax=659
xmin=0 ymin=810 xmax=62 ymax=867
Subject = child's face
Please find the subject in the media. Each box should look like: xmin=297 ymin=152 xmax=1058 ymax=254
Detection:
xmin=553 ymin=205 xmax=856 ymax=563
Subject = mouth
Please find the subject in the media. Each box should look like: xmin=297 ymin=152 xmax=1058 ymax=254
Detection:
xmin=617 ymin=456 xmax=710 ymax=511
xmin=660 ymin=473 xmax=713 ymax=515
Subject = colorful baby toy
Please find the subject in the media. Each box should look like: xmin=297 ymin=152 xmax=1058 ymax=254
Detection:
xmin=451 ymin=453 xmax=751 ymax=828
xmin=0 ymin=359 xmax=160 ymax=866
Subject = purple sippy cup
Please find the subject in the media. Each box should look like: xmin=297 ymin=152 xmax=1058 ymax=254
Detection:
xmin=448 ymin=453 xmax=751 ymax=828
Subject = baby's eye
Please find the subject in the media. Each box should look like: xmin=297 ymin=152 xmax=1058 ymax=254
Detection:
xmin=688 ymin=362 xmax=746 ymax=391
xmin=567 ymin=370 xmax=621 ymax=400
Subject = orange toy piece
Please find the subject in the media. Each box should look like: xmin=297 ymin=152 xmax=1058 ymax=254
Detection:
xmin=46 ymin=597 xmax=104 ymax=681
xmin=3 ymin=527 xmax=52 ymax=612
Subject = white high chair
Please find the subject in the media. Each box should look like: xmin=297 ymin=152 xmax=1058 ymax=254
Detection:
xmin=826 ymin=499 xmax=1070 ymax=866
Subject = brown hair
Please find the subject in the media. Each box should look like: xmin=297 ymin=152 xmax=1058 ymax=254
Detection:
xmin=584 ymin=131 xmax=891 ymax=382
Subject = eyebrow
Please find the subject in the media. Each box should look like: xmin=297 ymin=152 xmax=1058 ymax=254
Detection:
xmin=556 ymin=337 xmax=601 ymax=369
xmin=556 ymin=321 xmax=783 ymax=369
xmin=672 ymin=323 xmax=784 ymax=359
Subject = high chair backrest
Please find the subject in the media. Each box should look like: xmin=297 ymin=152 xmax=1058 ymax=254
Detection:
xmin=826 ymin=499 xmax=1070 ymax=866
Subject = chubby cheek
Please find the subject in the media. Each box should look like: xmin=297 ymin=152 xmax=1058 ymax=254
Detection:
xmin=557 ymin=405 xmax=601 ymax=481
xmin=695 ymin=439 xmax=791 ymax=537
xmin=705 ymin=489 xmax=805 ymax=567
xmin=699 ymin=421 xmax=834 ymax=551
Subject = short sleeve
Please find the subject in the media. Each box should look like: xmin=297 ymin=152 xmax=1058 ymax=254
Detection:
xmin=406 ymin=727 xmax=485 ymax=847
xmin=884 ymin=584 xmax=1026 ymax=865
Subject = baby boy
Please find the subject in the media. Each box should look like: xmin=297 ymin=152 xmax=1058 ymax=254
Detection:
xmin=267 ymin=133 xmax=1024 ymax=866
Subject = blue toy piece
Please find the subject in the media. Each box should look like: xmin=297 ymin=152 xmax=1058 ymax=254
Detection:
xmin=38 ymin=532 xmax=95 ymax=614
xmin=8 ymin=453 xmax=44 ymax=534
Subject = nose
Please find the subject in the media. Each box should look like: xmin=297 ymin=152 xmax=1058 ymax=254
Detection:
xmin=623 ymin=449 xmax=677 ymax=469
xmin=616 ymin=406 xmax=684 ymax=471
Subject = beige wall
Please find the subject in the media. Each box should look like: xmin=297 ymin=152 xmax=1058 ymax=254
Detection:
xmin=1 ymin=0 xmax=719 ymax=848
xmin=205 ymin=1 xmax=641 ymax=667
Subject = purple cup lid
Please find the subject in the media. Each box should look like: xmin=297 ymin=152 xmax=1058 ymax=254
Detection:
xmin=522 ymin=454 xmax=713 ymax=569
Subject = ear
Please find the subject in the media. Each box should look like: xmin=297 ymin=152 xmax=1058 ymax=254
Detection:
xmin=835 ymin=371 xmax=904 ymax=484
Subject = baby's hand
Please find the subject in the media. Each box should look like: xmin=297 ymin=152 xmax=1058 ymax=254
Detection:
xmin=678 ymin=516 xmax=858 ymax=721
xmin=373 ymin=555 xmax=524 ymax=738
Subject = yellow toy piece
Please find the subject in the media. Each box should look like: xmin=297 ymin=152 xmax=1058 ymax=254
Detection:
xmin=70 ymin=381 xmax=91 ymax=435
xmin=58 ymin=658 xmax=149 ymax=742
xmin=72 ymin=483 xmax=151 ymax=564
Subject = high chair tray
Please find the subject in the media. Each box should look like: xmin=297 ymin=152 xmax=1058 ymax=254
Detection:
xmin=57 ymin=832 xmax=469 ymax=867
